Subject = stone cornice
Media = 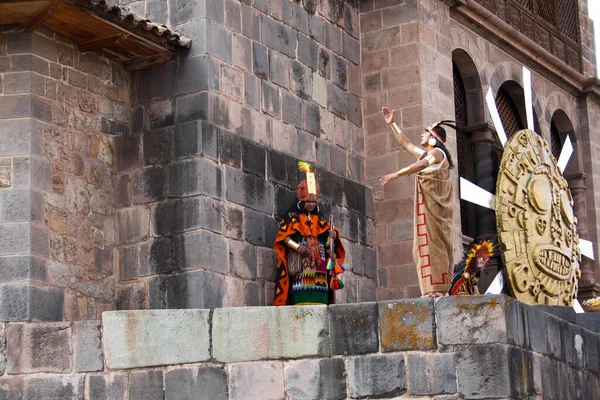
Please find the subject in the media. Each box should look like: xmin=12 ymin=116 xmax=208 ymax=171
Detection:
xmin=451 ymin=0 xmax=600 ymax=103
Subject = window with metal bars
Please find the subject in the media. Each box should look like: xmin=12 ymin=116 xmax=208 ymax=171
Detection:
xmin=453 ymin=64 xmax=477 ymax=239
xmin=550 ymin=120 xmax=562 ymax=160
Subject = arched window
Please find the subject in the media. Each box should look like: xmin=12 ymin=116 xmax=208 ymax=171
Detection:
xmin=453 ymin=63 xmax=476 ymax=238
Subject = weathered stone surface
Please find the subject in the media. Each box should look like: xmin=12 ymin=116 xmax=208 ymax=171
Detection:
xmin=436 ymin=295 xmax=509 ymax=345
xmin=166 ymin=270 xmax=226 ymax=309
xmin=213 ymin=306 xmax=330 ymax=362
xmin=139 ymin=238 xmax=173 ymax=276
xmin=116 ymin=207 xmax=149 ymax=245
xmin=329 ymin=302 xmax=379 ymax=355
xmin=379 ymin=298 xmax=435 ymax=351
xmin=347 ymin=354 xmax=406 ymax=398
xmin=153 ymin=196 xmax=224 ymax=236
xmin=226 ymin=166 xmax=274 ymax=214
xmin=116 ymin=282 xmax=146 ymax=311
xmin=173 ymin=230 xmax=228 ymax=273
xmin=455 ymin=345 xmax=511 ymax=399
xmin=103 ymin=309 xmax=210 ymax=369
xmin=87 ymin=374 xmax=127 ymax=400
xmin=166 ymin=367 xmax=228 ymax=400
xmin=23 ymin=375 xmax=84 ymax=400
xmin=167 ymin=157 xmax=222 ymax=199
xmin=230 ymin=362 xmax=285 ymax=400
xmin=7 ymin=322 xmax=72 ymax=373
xmin=174 ymin=120 xmax=218 ymax=161
xmin=285 ymin=358 xmax=346 ymax=400
xmin=406 ymin=353 xmax=456 ymax=395
xmin=229 ymin=239 xmax=257 ymax=279
xmin=129 ymin=369 xmax=164 ymax=400
xmin=73 ymin=321 xmax=103 ymax=372
xmin=0 ymin=284 xmax=63 ymax=322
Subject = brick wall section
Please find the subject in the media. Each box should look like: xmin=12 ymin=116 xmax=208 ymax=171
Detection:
xmin=361 ymin=0 xmax=458 ymax=300
xmin=111 ymin=0 xmax=376 ymax=309
xmin=0 ymin=29 xmax=129 ymax=321
xmin=0 ymin=296 xmax=598 ymax=398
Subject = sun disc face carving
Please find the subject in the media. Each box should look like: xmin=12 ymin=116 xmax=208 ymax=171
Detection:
xmin=496 ymin=129 xmax=581 ymax=306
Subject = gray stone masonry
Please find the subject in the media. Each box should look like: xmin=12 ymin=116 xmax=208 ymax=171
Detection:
xmin=0 ymin=295 xmax=597 ymax=399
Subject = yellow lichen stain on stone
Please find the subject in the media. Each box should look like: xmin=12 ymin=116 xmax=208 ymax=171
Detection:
xmin=380 ymin=303 xmax=433 ymax=349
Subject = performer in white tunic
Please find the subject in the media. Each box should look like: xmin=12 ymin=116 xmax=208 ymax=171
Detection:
xmin=380 ymin=107 xmax=455 ymax=297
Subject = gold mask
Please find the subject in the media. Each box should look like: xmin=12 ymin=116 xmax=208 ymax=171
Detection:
xmin=496 ymin=129 xmax=581 ymax=306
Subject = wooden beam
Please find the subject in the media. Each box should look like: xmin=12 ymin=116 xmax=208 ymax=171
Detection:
xmin=124 ymin=52 xmax=172 ymax=72
xmin=24 ymin=0 xmax=58 ymax=32
xmin=78 ymin=33 xmax=127 ymax=52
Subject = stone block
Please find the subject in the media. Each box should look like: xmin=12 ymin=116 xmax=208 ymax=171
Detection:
xmin=347 ymin=93 xmax=362 ymax=127
xmin=331 ymin=55 xmax=347 ymax=89
xmin=252 ymin=41 xmax=268 ymax=79
xmin=148 ymin=275 xmax=167 ymax=309
xmin=133 ymin=167 xmax=167 ymax=204
xmin=455 ymin=345 xmax=511 ymax=399
xmin=226 ymin=166 xmax=274 ymax=214
xmin=229 ymin=239 xmax=257 ymax=279
xmin=347 ymin=354 xmax=405 ymax=398
xmin=116 ymin=282 xmax=146 ymax=310
xmin=166 ymin=367 xmax=228 ymax=400
xmin=169 ymin=0 xmax=224 ymax=25
xmin=230 ymin=362 xmax=284 ymax=400
xmin=262 ymin=80 xmax=281 ymax=117
xmin=119 ymin=246 xmax=138 ymax=281
xmin=298 ymin=33 xmax=318 ymax=70
xmin=218 ymin=128 xmax=242 ymax=168
xmin=242 ymin=138 xmax=266 ymax=177
xmin=114 ymin=133 xmax=141 ymax=172
xmin=87 ymin=374 xmax=127 ymax=400
xmin=327 ymin=83 xmax=348 ymax=118
xmin=0 ymin=119 xmax=32 ymax=156
xmin=379 ymin=298 xmax=436 ymax=351
xmin=139 ymin=238 xmax=173 ymax=276
xmin=283 ymin=0 xmax=309 ymax=33
xmin=103 ymin=309 xmax=211 ymax=369
xmin=406 ymin=353 xmax=456 ymax=395
xmin=0 ymin=284 xmax=63 ymax=322
xmin=23 ymin=376 xmax=84 ymax=400
xmin=100 ymin=117 xmax=129 ymax=136
xmin=173 ymin=229 xmax=228 ymax=273
xmin=436 ymin=295 xmax=510 ymax=345
xmin=244 ymin=281 xmax=263 ymax=306
xmin=358 ymin=276 xmax=376 ymax=302
xmin=222 ymin=64 xmax=244 ymax=103
xmin=174 ymin=120 xmax=218 ymax=161
xmin=576 ymin=313 xmax=600 ymax=333
xmin=244 ymin=72 xmax=261 ymax=109
xmin=304 ymin=101 xmax=320 ymax=136
xmin=166 ymin=270 xmax=226 ymax=309
xmin=261 ymin=15 xmax=297 ymax=57
xmin=285 ymin=358 xmax=346 ymax=400
xmin=317 ymin=48 xmax=331 ymax=79
xmin=174 ymin=91 xmax=208 ymax=125
xmin=129 ymin=369 xmax=164 ymax=400
xmin=224 ymin=204 xmax=244 ymax=240
xmin=7 ymin=322 xmax=72 ymax=373
xmin=116 ymin=207 xmax=149 ymax=245
xmin=213 ymin=306 xmax=330 ymax=362
xmin=244 ymin=209 xmax=278 ymax=247
xmin=143 ymin=127 xmax=174 ymax=165
xmin=329 ymin=302 xmax=379 ymax=355
xmin=241 ymin=4 xmax=260 ymax=40
xmin=283 ymin=92 xmax=303 ymax=129
xmin=534 ymin=305 xmax=576 ymax=323
xmin=269 ymin=50 xmax=290 ymax=89
xmin=73 ymin=320 xmax=103 ymax=372
xmin=167 ymin=158 xmax=222 ymax=199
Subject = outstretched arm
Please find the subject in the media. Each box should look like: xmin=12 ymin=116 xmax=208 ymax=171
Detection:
xmin=380 ymin=148 xmax=444 ymax=185
xmin=382 ymin=107 xmax=424 ymax=159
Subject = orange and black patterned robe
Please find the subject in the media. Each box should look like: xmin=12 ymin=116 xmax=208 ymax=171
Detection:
xmin=274 ymin=212 xmax=345 ymax=305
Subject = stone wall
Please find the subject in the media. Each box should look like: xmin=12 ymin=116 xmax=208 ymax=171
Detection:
xmin=0 ymin=29 xmax=130 ymax=321
xmin=0 ymin=295 xmax=598 ymax=399
xmin=112 ymin=0 xmax=376 ymax=310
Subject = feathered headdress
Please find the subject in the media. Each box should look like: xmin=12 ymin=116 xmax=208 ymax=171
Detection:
xmin=449 ymin=240 xmax=501 ymax=296
xmin=297 ymin=161 xmax=319 ymax=201
xmin=425 ymin=120 xmax=459 ymax=143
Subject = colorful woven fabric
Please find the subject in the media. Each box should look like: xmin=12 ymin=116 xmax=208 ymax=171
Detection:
xmin=274 ymin=212 xmax=345 ymax=306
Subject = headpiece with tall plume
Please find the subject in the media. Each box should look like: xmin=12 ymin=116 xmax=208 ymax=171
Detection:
xmin=297 ymin=161 xmax=320 ymax=202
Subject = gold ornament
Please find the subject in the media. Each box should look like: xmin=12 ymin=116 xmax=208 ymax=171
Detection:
xmin=495 ymin=129 xmax=581 ymax=306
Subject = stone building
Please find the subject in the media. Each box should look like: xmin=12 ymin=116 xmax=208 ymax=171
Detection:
xmin=0 ymin=0 xmax=598 ymax=316
xmin=0 ymin=0 xmax=599 ymax=398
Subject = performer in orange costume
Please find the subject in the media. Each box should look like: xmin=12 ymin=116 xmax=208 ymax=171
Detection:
xmin=274 ymin=164 xmax=345 ymax=305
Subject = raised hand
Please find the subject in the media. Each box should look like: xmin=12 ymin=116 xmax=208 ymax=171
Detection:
xmin=382 ymin=107 xmax=394 ymax=124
